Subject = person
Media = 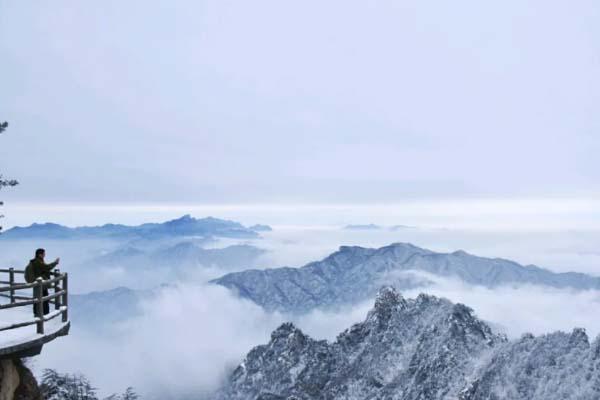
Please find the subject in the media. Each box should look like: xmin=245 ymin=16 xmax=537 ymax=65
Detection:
xmin=25 ymin=248 xmax=60 ymax=317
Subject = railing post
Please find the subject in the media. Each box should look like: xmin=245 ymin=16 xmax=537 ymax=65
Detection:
xmin=9 ymin=267 xmax=15 ymax=304
xmin=36 ymin=277 xmax=44 ymax=334
xmin=62 ymin=272 xmax=68 ymax=323
xmin=54 ymin=269 xmax=61 ymax=310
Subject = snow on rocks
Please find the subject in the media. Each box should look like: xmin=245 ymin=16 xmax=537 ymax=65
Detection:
xmin=215 ymin=287 xmax=600 ymax=400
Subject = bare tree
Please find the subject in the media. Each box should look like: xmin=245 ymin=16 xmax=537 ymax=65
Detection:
xmin=0 ymin=121 xmax=18 ymax=232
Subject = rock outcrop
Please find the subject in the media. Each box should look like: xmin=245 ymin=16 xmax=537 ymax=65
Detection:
xmin=0 ymin=359 xmax=42 ymax=400
xmin=215 ymin=287 xmax=600 ymax=400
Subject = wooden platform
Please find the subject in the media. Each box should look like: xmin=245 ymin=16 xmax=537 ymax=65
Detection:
xmin=0 ymin=268 xmax=70 ymax=359
xmin=0 ymin=320 xmax=70 ymax=359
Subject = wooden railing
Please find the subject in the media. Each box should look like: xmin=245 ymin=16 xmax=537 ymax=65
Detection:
xmin=0 ymin=268 xmax=68 ymax=335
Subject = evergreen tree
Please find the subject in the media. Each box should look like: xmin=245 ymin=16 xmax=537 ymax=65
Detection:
xmin=103 ymin=387 xmax=140 ymax=400
xmin=122 ymin=387 xmax=139 ymax=400
xmin=40 ymin=369 xmax=99 ymax=400
xmin=41 ymin=369 xmax=72 ymax=400
xmin=74 ymin=373 xmax=98 ymax=400
xmin=40 ymin=368 xmax=139 ymax=400
xmin=0 ymin=121 xmax=18 ymax=232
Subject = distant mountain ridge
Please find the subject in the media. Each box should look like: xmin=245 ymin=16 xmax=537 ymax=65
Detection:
xmin=93 ymin=242 xmax=266 ymax=271
xmin=249 ymin=224 xmax=273 ymax=232
xmin=1 ymin=215 xmax=261 ymax=239
xmin=343 ymin=224 xmax=382 ymax=230
xmin=213 ymin=242 xmax=600 ymax=313
xmin=343 ymin=224 xmax=416 ymax=231
xmin=216 ymin=287 xmax=600 ymax=400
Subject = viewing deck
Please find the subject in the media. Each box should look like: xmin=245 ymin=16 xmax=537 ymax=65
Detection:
xmin=0 ymin=268 xmax=70 ymax=359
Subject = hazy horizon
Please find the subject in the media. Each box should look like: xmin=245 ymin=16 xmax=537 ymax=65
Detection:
xmin=4 ymin=196 xmax=600 ymax=229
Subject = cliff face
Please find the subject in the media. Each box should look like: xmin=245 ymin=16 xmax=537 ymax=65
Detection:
xmin=0 ymin=359 xmax=42 ymax=400
xmin=216 ymin=287 xmax=600 ymax=400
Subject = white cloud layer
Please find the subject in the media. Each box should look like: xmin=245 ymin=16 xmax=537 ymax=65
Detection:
xmin=34 ymin=276 xmax=600 ymax=398
xmin=1 ymin=216 xmax=597 ymax=397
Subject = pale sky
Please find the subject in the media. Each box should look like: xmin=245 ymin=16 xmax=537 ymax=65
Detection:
xmin=1 ymin=1 xmax=599 ymax=203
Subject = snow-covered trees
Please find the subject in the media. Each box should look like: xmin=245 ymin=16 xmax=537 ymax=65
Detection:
xmin=105 ymin=387 xmax=140 ymax=400
xmin=40 ymin=369 xmax=140 ymax=400
xmin=41 ymin=369 xmax=98 ymax=400
xmin=121 ymin=387 xmax=139 ymax=400
xmin=216 ymin=287 xmax=600 ymax=400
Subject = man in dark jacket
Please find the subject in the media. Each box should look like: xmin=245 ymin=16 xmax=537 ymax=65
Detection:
xmin=25 ymin=248 xmax=60 ymax=317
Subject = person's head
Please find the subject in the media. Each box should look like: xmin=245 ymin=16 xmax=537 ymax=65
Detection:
xmin=35 ymin=248 xmax=45 ymax=259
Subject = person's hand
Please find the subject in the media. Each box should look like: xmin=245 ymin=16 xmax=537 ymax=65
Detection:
xmin=55 ymin=257 xmax=60 ymax=265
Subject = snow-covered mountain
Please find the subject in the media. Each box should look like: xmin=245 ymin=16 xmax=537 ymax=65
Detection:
xmin=215 ymin=287 xmax=600 ymax=400
xmin=212 ymin=243 xmax=600 ymax=313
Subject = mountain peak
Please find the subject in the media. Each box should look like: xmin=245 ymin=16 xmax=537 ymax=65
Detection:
xmin=219 ymin=292 xmax=600 ymax=400
xmin=166 ymin=214 xmax=195 ymax=224
xmin=380 ymin=242 xmax=434 ymax=256
xmin=337 ymin=245 xmax=367 ymax=253
xmin=388 ymin=242 xmax=421 ymax=249
xmin=570 ymin=327 xmax=589 ymax=347
xmin=452 ymin=249 xmax=470 ymax=256
xmin=366 ymin=286 xmax=406 ymax=327
xmin=415 ymin=292 xmax=440 ymax=305
xmin=271 ymin=322 xmax=304 ymax=340
xmin=374 ymin=286 xmax=403 ymax=310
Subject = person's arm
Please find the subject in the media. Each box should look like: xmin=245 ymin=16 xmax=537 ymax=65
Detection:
xmin=41 ymin=258 xmax=60 ymax=273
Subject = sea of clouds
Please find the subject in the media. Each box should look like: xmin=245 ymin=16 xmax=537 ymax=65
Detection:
xmin=1 ymin=205 xmax=599 ymax=398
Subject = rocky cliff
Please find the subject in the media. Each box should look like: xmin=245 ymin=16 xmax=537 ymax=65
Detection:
xmin=0 ymin=359 xmax=42 ymax=400
xmin=215 ymin=287 xmax=600 ymax=400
